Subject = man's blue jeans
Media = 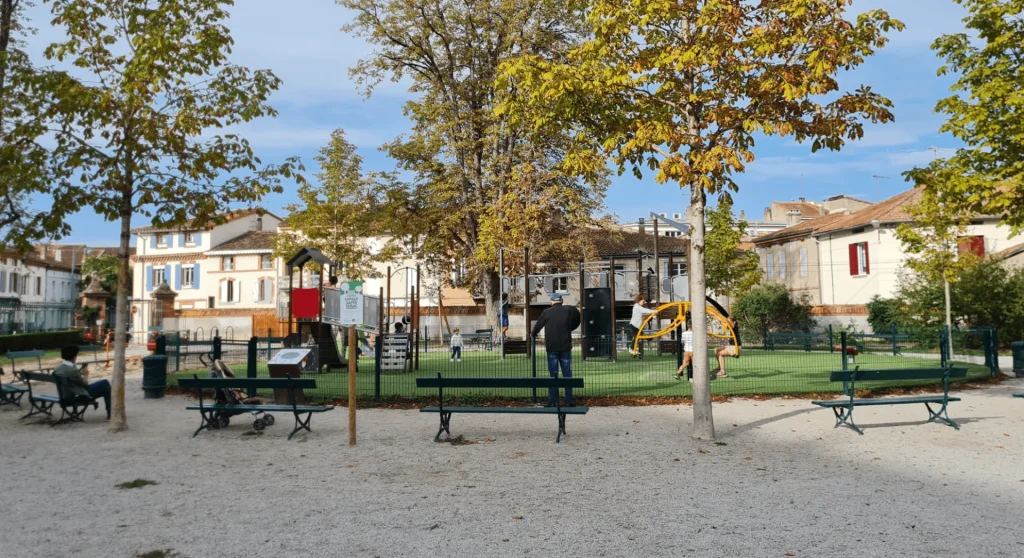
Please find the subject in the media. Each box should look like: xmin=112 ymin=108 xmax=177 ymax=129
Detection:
xmin=546 ymin=351 xmax=573 ymax=406
xmin=87 ymin=380 xmax=111 ymax=419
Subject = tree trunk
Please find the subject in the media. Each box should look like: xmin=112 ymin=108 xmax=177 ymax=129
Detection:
xmin=480 ymin=269 xmax=500 ymax=334
xmin=689 ymin=187 xmax=715 ymax=440
xmin=108 ymin=194 xmax=133 ymax=432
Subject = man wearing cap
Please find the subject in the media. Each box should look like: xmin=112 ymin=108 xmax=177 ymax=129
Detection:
xmin=530 ymin=292 xmax=582 ymax=406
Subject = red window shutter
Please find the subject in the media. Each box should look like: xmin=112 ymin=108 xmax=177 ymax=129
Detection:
xmin=863 ymin=242 xmax=870 ymax=274
xmin=958 ymin=237 xmax=971 ymax=256
xmin=848 ymin=244 xmax=859 ymax=276
xmin=972 ymin=236 xmax=985 ymax=257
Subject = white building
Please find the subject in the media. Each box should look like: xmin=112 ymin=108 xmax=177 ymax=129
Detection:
xmin=0 ymin=251 xmax=77 ymax=333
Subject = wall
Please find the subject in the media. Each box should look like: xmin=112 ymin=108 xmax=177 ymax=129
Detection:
xmin=817 ymin=219 xmax=1017 ymax=305
xmin=755 ymin=236 xmax=821 ymax=305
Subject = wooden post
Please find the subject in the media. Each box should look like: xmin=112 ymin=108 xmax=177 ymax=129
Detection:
xmin=385 ymin=266 xmax=391 ymax=332
xmin=348 ymin=324 xmax=357 ymax=446
xmin=609 ymin=257 xmax=617 ymax=362
xmin=524 ymin=246 xmax=531 ymax=341
xmin=667 ymin=253 xmax=674 ymax=301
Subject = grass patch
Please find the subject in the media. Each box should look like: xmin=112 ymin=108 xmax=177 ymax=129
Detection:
xmin=118 ymin=479 xmax=158 ymax=490
xmin=135 ymin=550 xmax=180 ymax=558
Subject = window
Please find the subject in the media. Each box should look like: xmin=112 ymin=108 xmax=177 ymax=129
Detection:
xmin=208 ymin=296 xmax=215 ymax=309
xmin=51 ymin=280 xmax=55 ymax=297
xmin=220 ymin=279 xmax=237 ymax=303
xmin=957 ymin=235 xmax=985 ymax=258
xmin=10 ymin=272 xmax=18 ymax=293
xmin=799 ymin=248 xmax=808 ymax=278
xmin=222 ymin=256 xmax=234 ymax=271
xmin=848 ymin=242 xmax=869 ymax=276
xmin=767 ymin=254 xmax=775 ymax=279
xmin=54 ymin=251 xmax=62 ymax=262
xmin=261 ymin=254 xmax=273 ymax=270
xmin=182 ymin=266 xmax=195 ymax=288
xmin=669 ymin=263 xmax=686 ymax=276
xmin=184 ymin=232 xmax=196 ymax=246
xmin=553 ymin=276 xmax=569 ymax=293
xmin=800 ymin=294 xmax=810 ymax=304
xmin=156 ymin=234 xmax=169 ymax=247
xmin=255 ymin=277 xmax=274 ymax=302
xmin=779 ymin=252 xmax=786 ymax=280
xmin=152 ymin=267 xmax=165 ymax=287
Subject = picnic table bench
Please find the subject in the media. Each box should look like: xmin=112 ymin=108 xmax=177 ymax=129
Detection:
xmin=17 ymin=370 xmax=100 ymax=426
xmin=416 ymin=375 xmax=588 ymax=443
xmin=177 ymin=376 xmax=334 ymax=440
xmin=811 ymin=366 xmax=967 ymax=435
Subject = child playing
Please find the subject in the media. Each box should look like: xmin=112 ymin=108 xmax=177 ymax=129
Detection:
xmin=450 ymin=328 xmax=463 ymax=362
xmin=673 ymin=322 xmax=695 ymax=382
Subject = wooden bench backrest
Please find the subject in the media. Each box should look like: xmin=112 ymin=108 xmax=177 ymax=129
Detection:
xmin=19 ymin=371 xmax=55 ymax=384
xmin=416 ymin=377 xmax=584 ymax=389
xmin=829 ymin=367 xmax=968 ymax=383
xmin=6 ymin=350 xmax=45 ymax=370
xmin=177 ymin=377 xmax=318 ymax=391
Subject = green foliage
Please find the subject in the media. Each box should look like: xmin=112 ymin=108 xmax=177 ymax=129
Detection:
xmin=865 ymin=296 xmax=903 ymax=334
xmin=705 ymin=197 xmax=761 ymax=300
xmin=339 ymin=0 xmax=611 ymax=325
xmin=895 ymin=188 xmax=979 ymax=285
xmin=904 ymin=0 xmax=1024 ymax=235
xmin=0 ymin=329 xmax=84 ymax=352
xmin=274 ymin=129 xmax=401 ymax=280
xmin=80 ymin=254 xmax=122 ymax=293
xmin=733 ymin=284 xmax=815 ymax=340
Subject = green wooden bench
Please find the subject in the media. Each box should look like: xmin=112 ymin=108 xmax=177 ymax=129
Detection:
xmin=17 ymin=370 xmax=99 ymax=426
xmin=416 ymin=375 xmax=588 ymax=443
xmin=811 ymin=366 xmax=967 ymax=435
xmin=76 ymin=345 xmax=108 ymax=366
xmin=177 ymin=376 xmax=334 ymax=440
xmin=3 ymin=350 xmax=53 ymax=408
xmin=1 ymin=367 xmax=26 ymax=407
xmin=442 ymin=329 xmax=495 ymax=350
xmin=1014 ymin=393 xmax=1023 ymax=398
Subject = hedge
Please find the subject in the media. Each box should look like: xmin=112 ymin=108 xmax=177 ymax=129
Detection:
xmin=0 ymin=330 xmax=86 ymax=353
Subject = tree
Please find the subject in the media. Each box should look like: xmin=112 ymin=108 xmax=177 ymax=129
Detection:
xmin=733 ymin=283 xmax=814 ymax=342
xmin=274 ymin=129 xmax=401 ymax=279
xmin=79 ymin=254 xmax=123 ymax=293
xmin=7 ymin=0 xmax=303 ymax=432
xmin=705 ymin=196 xmax=761 ymax=304
xmin=905 ymin=0 xmax=1024 ymax=234
xmin=338 ymin=0 xmax=610 ymax=330
xmin=500 ymin=0 xmax=901 ymax=438
xmin=865 ymin=295 xmax=905 ymax=334
xmin=895 ymin=187 xmax=981 ymax=345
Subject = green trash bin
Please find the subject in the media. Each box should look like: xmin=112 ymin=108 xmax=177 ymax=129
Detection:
xmin=1012 ymin=341 xmax=1024 ymax=377
xmin=142 ymin=354 xmax=168 ymax=399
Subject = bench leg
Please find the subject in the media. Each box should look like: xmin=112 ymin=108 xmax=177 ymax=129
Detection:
xmin=434 ymin=412 xmax=452 ymax=442
xmin=0 ymin=391 xmax=23 ymax=407
xmin=289 ymin=411 xmax=314 ymax=440
xmin=925 ymin=402 xmax=959 ymax=430
xmin=556 ymin=413 xmax=567 ymax=443
xmin=52 ymin=403 xmax=90 ymax=427
xmin=831 ymin=405 xmax=863 ymax=435
xmin=192 ymin=409 xmax=217 ymax=438
xmin=21 ymin=398 xmax=54 ymax=420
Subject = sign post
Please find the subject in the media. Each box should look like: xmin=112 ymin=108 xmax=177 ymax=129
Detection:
xmin=348 ymin=324 xmax=357 ymax=446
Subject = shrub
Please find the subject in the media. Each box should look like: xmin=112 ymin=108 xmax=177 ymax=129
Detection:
xmin=733 ymin=283 xmax=815 ymax=341
xmin=865 ymin=296 xmax=904 ymax=334
xmin=0 ymin=330 xmax=85 ymax=353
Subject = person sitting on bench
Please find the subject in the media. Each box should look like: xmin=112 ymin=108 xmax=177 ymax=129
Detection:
xmin=54 ymin=345 xmax=112 ymax=421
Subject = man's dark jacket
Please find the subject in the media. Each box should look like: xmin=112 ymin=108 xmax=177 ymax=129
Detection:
xmin=531 ymin=304 xmax=581 ymax=353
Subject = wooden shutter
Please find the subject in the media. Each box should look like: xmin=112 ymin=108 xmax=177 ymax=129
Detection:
xmin=863 ymin=243 xmax=870 ymax=275
xmin=848 ymin=244 xmax=858 ymax=276
xmin=972 ymin=236 xmax=985 ymax=257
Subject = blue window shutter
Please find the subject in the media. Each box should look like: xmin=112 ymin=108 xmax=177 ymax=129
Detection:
xmin=196 ymin=232 xmax=202 ymax=247
xmin=193 ymin=263 xmax=200 ymax=289
xmin=179 ymin=234 xmax=185 ymax=247
xmin=145 ymin=266 xmax=153 ymax=291
xmin=0 ymin=271 xmax=5 ymax=292
xmin=174 ymin=264 xmax=182 ymax=290
xmin=168 ymin=235 xmax=175 ymax=248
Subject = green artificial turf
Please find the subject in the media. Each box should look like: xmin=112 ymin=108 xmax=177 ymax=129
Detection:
xmin=169 ymin=346 xmax=993 ymax=401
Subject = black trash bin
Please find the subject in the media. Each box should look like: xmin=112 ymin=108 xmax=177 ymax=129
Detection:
xmin=1012 ymin=341 xmax=1024 ymax=377
xmin=141 ymin=355 xmax=168 ymax=399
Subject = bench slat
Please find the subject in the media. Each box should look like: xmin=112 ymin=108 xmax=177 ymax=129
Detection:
xmin=829 ymin=367 xmax=968 ymax=383
xmin=178 ymin=377 xmax=318 ymax=390
xmin=5 ymin=350 xmax=45 ymax=360
xmin=416 ymin=377 xmax=584 ymax=389
xmin=185 ymin=404 xmax=333 ymax=413
xmin=812 ymin=395 xmax=962 ymax=407
xmin=420 ymin=406 xmax=588 ymax=414
xmin=2 ymin=384 xmax=27 ymax=393
xmin=20 ymin=371 xmax=56 ymax=383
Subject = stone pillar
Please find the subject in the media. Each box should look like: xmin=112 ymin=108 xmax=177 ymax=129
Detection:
xmin=149 ymin=282 xmax=179 ymax=330
xmin=79 ymin=272 xmax=112 ymax=343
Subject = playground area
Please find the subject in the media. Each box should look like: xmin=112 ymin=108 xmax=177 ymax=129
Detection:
xmin=2 ymin=375 xmax=1022 ymax=557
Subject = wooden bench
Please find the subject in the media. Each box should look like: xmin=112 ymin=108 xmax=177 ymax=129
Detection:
xmin=1014 ymin=393 xmax=1023 ymax=398
xmin=442 ymin=329 xmax=495 ymax=350
xmin=177 ymin=376 xmax=334 ymax=440
xmin=765 ymin=333 xmax=818 ymax=352
xmin=17 ymin=370 xmax=99 ymax=426
xmin=811 ymin=366 xmax=967 ymax=435
xmin=3 ymin=350 xmax=53 ymax=409
xmin=76 ymin=345 xmax=108 ymax=366
xmin=1 ymin=367 xmax=26 ymax=407
xmin=500 ymin=339 xmax=530 ymax=356
xmin=850 ymin=333 xmax=909 ymax=356
xmin=416 ymin=375 xmax=588 ymax=443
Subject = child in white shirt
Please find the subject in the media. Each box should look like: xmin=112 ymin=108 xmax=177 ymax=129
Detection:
xmin=674 ymin=323 xmax=695 ymax=381
xmin=450 ymin=329 xmax=463 ymax=362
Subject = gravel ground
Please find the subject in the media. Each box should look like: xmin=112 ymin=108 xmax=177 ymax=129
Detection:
xmin=3 ymin=377 xmax=1023 ymax=558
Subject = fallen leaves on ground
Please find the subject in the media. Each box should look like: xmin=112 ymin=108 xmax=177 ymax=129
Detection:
xmin=513 ymin=516 xmax=524 ymax=520
xmin=698 ymin=449 xmax=708 ymax=454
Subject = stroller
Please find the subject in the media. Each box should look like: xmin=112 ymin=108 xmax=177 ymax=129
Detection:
xmin=198 ymin=353 xmax=276 ymax=431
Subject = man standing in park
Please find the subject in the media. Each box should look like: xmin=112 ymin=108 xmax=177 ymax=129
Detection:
xmin=531 ymin=293 xmax=581 ymax=407
xmin=54 ymin=345 xmax=111 ymax=420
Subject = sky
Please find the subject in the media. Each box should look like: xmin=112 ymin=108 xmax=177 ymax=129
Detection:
xmin=20 ymin=0 xmax=973 ymax=246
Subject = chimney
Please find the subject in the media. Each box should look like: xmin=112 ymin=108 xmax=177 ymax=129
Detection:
xmin=798 ymin=197 xmax=805 ymax=203
xmin=638 ymin=217 xmax=646 ymax=236
xmin=786 ymin=209 xmax=802 ymax=227
xmin=819 ymin=206 xmax=826 ymax=216
xmin=739 ymin=210 xmax=746 ymax=221
xmin=257 ymin=216 xmax=263 ymax=231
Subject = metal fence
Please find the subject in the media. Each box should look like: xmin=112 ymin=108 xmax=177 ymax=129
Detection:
xmin=165 ymin=324 xmax=999 ymax=402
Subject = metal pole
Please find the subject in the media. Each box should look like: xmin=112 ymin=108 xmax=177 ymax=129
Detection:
xmin=524 ymin=246 xmax=531 ymax=343
xmin=412 ymin=285 xmax=419 ymax=371
xmin=944 ymin=278 xmax=954 ymax=359
xmin=386 ymin=266 xmax=391 ymax=332
xmin=667 ymin=253 xmax=674 ymax=302
xmin=609 ymin=257 xmax=617 ymax=362
xmin=348 ymin=324 xmax=357 ymax=446
xmin=376 ymin=286 xmax=384 ymax=400
xmin=416 ymin=264 xmax=421 ymax=371
xmin=499 ymin=249 xmax=504 ymax=359
xmin=579 ymin=260 xmax=586 ymax=361
xmin=288 ymin=270 xmax=294 ymax=341
xmin=653 ymin=218 xmax=660 ymax=334
xmin=841 ymin=331 xmax=848 ymax=371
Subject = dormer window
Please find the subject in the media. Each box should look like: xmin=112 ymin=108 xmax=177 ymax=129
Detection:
xmin=222 ymin=256 xmax=234 ymax=271
xmin=184 ymin=232 xmax=197 ymax=246
xmin=156 ymin=234 xmax=169 ymax=247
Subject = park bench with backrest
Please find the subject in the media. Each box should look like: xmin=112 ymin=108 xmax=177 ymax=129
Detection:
xmin=76 ymin=345 xmax=109 ymax=366
xmin=2 ymin=350 xmax=53 ymax=407
xmin=766 ymin=332 xmax=819 ymax=352
xmin=1014 ymin=393 xmax=1023 ymax=398
xmin=848 ymin=333 xmax=909 ymax=356
xmin=442 ymin=329 xmax=494 ymax=350
xmin=811 ymin=366 xmax=967 ymax=435
xmin=17 ymin=370 xmax=99 ymax=426
xmin=416 ymin=375 xmax=588 ymax=443
xmin=177 ymin=376 xmax=334 ymax=440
